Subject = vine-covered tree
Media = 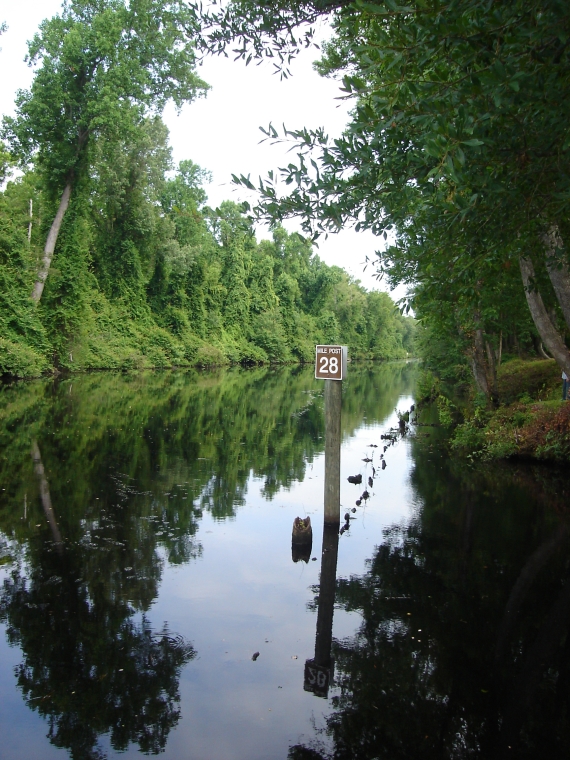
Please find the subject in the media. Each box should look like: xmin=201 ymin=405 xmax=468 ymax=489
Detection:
xmin=204 ymin=0 xmax=570 ymax=384
xmin=2 ymin=0 xmax=208 ymax=303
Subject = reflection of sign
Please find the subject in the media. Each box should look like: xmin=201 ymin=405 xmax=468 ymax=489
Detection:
xmin=304 ymin=659 xmax=334 ymax=698
xmin=315 ymin=345 xmax=347 ymax=381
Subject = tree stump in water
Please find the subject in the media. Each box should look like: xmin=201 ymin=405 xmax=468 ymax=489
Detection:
xmin=292 ymin=517 xmax=313 ymax=563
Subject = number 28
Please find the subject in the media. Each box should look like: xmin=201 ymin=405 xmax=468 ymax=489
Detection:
xmin=319 ymin=356 xmax=339 ymax=374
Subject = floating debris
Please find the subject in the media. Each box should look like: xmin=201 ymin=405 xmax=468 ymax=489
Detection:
xmin=252 ymin=652 xmax=260 ymax=661
xmin=347 ymin=474 xmax=362 ymax=485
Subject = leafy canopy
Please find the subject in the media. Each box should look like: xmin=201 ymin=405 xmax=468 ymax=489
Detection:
xmin=3 ymin=0 xmax=208 ymax=186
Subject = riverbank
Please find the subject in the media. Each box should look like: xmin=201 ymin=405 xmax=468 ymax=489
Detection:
xmin=443 ymin=359 xmax=570 ymax=462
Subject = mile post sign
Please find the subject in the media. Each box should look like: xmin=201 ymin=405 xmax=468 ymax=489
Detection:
xmin=315 ymin=345 xmax=348 ymax=380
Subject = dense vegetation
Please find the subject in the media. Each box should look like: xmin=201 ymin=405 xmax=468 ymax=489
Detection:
xmin=0 ymin=1 xmax=413 ymax=379
xmin=0 ymin=151 xmax=414 ymax=376
xmin=204 ymin=0 xmax=570 ymax=402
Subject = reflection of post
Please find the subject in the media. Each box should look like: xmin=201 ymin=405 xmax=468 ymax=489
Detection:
xmin=304 ymin=523 xmax=339 ymax=698
xmin=324 ymin=379 xmax=342 ymax=525
xmin=31 ymin=441 xmax=63 ymax=554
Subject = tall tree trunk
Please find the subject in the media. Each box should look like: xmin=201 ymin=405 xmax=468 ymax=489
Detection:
xmin=31 ymin=440 xmax=63 ymax=554
xmin=519 ymin=256 xmax=570 ymax=375
xmin=468 ymin=319 xmax=499 ymax=404
xmin=543 ymin=224 xmax=570 ymax=330
xmin=485 ymin=338 xmax=499 ymax=403
xmin=470 ymin=329 xmax=489 ymax=397
xmin=31 ymin=180 xmax=73 ymax=303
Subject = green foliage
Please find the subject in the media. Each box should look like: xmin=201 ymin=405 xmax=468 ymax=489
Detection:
xmin=436 ymin=394 xmax=456 ymax=428
xmin=415 ymin=369 xmax=440 ymax=404
xmin=0 ymin=152 xmax=411 ymax=375
xmin=450 ymin=359 xmax=570 ymax=461
xmin=3 ymin=0 xmax=208 ymax=191
xmin=0 ymin=2 xmax=414 ymax=376
xmin=496 ymin=358 xmax=562 ymax=404
xmin=0 ymin=174 xmax=49 ymax=375
xmin=220 ymin=0 xmax=570 ymax=398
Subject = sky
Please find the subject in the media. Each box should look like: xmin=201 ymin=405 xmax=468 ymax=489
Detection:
xmin=0 ymin=1 xmax=404 ymax=298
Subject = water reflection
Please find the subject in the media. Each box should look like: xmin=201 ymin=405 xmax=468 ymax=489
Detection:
xmin=0 ymin=363 xmax=416 ymax=757
xmin=304 ymin=524 xmax=339 ymax=700
xmin=291 ymin=420 xmax=570 ymax=759
xmin=10 ymin=361 xmax=570 ymax=758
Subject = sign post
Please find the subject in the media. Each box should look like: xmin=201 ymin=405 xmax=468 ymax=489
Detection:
xmin=305 ymin=349 xmax=346 ymax=699
xmin=315 ymin=346 xmax=347 ymax=525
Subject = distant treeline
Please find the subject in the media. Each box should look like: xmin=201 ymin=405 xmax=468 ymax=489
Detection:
xmin=0 ymin=118 xmax=414 ymax=377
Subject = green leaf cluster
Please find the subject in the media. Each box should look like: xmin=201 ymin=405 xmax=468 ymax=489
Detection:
xmin=215 ymin=0 xmax=570 ymax=392
xmin=0 ymin=119 xmax=413 ymax=375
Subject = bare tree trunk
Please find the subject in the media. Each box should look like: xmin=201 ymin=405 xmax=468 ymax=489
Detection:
xmin=543 ymin=224 xmax=570 ymax=330
xmin=470 ymin=328 xmax=490 ymax=397
xmin=532 ymin=335 xmax=551 ymax=359
xmin=485 ymin=338 xmax=499 ymax=403
xmin=31 ymin=440 xmax=63 ymax=554
xmin=519 ymin=256 xmax=570 ymax=375
xmin=539 ymin=342 xmax=551 ymax=359
xmin=28 ymin=198 xmax=32 ymax=244
xmin=496 ymin=330 xmax=502 ymax=367
xmin=31 ymin=181 xmax=72 ymax=303
xmin=468 ymin=320 xmax=499 ymax=404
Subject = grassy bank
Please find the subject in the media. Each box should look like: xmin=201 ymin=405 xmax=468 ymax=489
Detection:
xmin=428 ymin=359 xmax=570 ymax=462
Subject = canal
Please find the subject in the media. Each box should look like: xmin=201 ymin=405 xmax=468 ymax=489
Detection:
xmin=0 ymin=362 xmax=569 ymax=759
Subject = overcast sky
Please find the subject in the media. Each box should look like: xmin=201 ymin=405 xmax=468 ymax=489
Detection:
xmin=0 ymin=1 xmax=403 ymax=297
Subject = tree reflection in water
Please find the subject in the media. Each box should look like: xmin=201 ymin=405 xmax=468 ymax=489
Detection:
xmin=0 ymin=363 xmax=416 ymax=757
xmin=1 ymin=559 xmax=193 ymax=758
xmin=1 ymin=449 xmax=194 ymax=759
xmin=291 ymin=427 xmax=570 ymax=760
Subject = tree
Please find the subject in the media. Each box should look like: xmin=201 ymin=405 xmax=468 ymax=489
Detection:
xmin=203 ymin=0 xmax=570 ymax=379
xmin=2 ymin=0 xmax=207 ymax=303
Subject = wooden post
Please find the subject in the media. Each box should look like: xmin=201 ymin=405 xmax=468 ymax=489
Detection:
xmin=324 ymin=378 xmax=342 ymax=525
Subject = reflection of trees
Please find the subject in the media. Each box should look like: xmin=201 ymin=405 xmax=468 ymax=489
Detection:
xmin=0 ymin=541 xmax=194 ymax=759
xmin=293 ymin=433 xmax=570 ymax=759
xmin=0 ymin=363 xmax=416 ymax=538
xmin=0 ymin=363 xmax=417 ymax=757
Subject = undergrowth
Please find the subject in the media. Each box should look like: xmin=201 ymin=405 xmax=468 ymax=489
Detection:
xmin=447 ymin=359 xmax=570 ymax=462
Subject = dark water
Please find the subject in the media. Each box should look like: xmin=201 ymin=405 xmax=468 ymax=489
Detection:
xmin=1 ymin=363 xmax=569 ymax=760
